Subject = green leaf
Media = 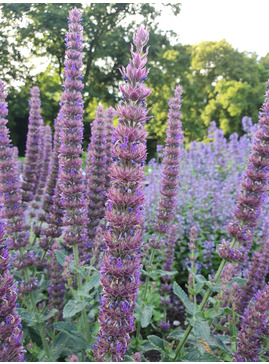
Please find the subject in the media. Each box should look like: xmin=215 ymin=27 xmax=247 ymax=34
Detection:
xmin=140 ymin=305 xmax=153 ymax=328
xmin=45 ymin=308 xmax=58 ymax=321
xmin=16 ymin=308 xmax=35 ymax=326
xmin=199 ymin=353 xmax=220 ymax=361
xmin=195 ymin=274 xmax=207 ymax=284
xmin=139 ymin=341 xmax=156 ymax=354
xmin=173 ymin=282 xmax=194 ymax=315
xmin=55 ymin=250 xmax=67 ymax=266
xmin=53 ymin=321 xmax=78 ymax=333
xmin=63 ymin=299 xmax=87 ymax=318
xmin=227 ymin=277 xmax=248 ymax=289
xmin=85 ymin=274 xmax=100 ymax=291
xmin=123 ymin=355 xmax=135 ymax=362
xmin=182 ymin=348 xmax=201 ymax=361
xmin=147 ymin=335 xmax=168 ymax=355
xmin=71 ymin=266 xmax=88 ymax=279
xmin=192 ymin=320 xmax=232 ymax=355
xmin=150 ymin=269 xmax=177 ymax=276
xmin=206 ymin=281 xmax=221 ymax=293
xmin=167 ymin=329 xmax=185 ymax=340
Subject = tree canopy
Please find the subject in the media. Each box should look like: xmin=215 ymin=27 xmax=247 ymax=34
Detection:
xmin=0 ymin=3 xmax=268 ymax=156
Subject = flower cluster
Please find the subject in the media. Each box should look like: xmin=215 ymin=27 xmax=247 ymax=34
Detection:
xmin=58 ymin=7 xmax=88 ymax=254
xmin=154 ymin=86 xmax=184 ymax=234
xmin=85 ymin=105 xmax=107 ymax=261
xmin=33 ymin=125 xmax=52 ymax=204
xmin=39 ymin=115 xmax=63 ymax=252
xmin=41 ymin=115 xmax=61 ymax=220
xmin=0 ymin=223 xmax=24 ymax=362
xmin=233 ymin=284 xmax=269 ymax=361
xmin=48 ymin=243 xmax=66 ymax=321
xmin=104 ymin=107 xmax=116 ymax=191
xmin=21 ymin=86 xmax=44 ymax=203
xmin=237 ymin=240 xmax=269 ymax=314
xmin=94 ymin=26 xmax=151 ymax=362
xmin=0 ymin=79 xmax=30 ymax=250
xmin=227 ymin=83 xmax=269 ymax=248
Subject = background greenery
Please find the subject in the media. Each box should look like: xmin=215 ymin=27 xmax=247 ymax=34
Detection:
xmin=1 ymin=3 xmax=269 ymax=158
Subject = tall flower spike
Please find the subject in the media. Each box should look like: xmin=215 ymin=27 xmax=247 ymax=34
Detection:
xmin=94 ymin=26 xmax=151 ymax=362
xmin=237 ymin=240 xmax=269 ymax=315
xmin=33 ymin=125 xmax=52 ymax=204
xmin=227 ymin=81 xmax=269 ymax=249
xmin=58 ymin=7 xmax=88 ymax=254
xmin=104 ymin=107 xmax=116 ymax=191
xmin=85 ymin=105 xmax=107 ymax=262
xmin=48 ymin=242 xmax=66 ymax=321
xmin=154 ymin=86 xmax=184 ymax=235
xmin=0 ymin=222 xmax=25 ymax=362
xmin=41 ymin=115 xmax=61 ymax=221
xmin=0 ymin=79 xmax=30 ymax=250
xmin=233 ymin=284 xmax=269 ymax=362
xmin=21 ymin=86 xmax=43 ymax=203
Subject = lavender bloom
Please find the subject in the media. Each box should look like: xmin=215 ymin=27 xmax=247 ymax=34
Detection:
xmin=154 ymin=86 xmax=184 ymax=234
xmin=41 ymin=115 xmax=61 ymax=220
xmin=217 ymin=240 xmax=247 ymax=262
xmin=227 ymin=82 xmax=269 ymax=249
xmin=233 ymin=284 xmax=269 ymax=362
xmin=94 ymin=26 xmax=151 ymax=362
xmin=104 ymin=107 xmax=116 ymax=191
xmin=0 ymin=79 xmax=30 ymax=250
xmin=48 ymin=243 xmax=66 ymax=321
xmin=58 ymin=8 xmax=88 ymax=254
xmin=0 ymin=223 xmax=24 ymax=362
xmin=39 ymin=116 xmax=64 ymax=252
xmin=92 ymin=226 xmax=106 ymax=268
xmin=85 ymin=106 xmax=107 ymax=260
xmin=237 ymin=240 xmax=269 ymax=314
xmin=33 ymin=125 xmax=52 ymax=204
xmin=21 ymin=86 xmax=43 ymax=202
xmin=160 ymin=224 xmax=177 ymax=295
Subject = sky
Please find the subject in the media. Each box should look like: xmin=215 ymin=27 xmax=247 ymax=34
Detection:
xmin=158 ymin=0 xmax=269 ymax=58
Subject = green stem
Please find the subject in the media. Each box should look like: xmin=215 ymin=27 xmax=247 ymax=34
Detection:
xmin=73 ymin=244 xmax=91 ymax=343
xmin=31 ymin=220 xmax=43 ymax=246
xmin=20 ymin=251 xmax=51 ymax=360
xmin=174 ymin=239 xmax=236 ymax=360
xmin=136 ymin=248 xmax=156 ymax=342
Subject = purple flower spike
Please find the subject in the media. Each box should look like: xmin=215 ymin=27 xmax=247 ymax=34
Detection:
xmin=48 ymin=243 xmax=66 ymax=321
xmin=154 ymin=86 xmax=184 ymax=234
xmin=85 ymin=106 xmax=107 ymax=261
xmin=104 ymin=107 xmax=116 ymax=191
xmin=227 ymin=81 xmax=269 ymax=251
xmin=21 ymin=86 xmax=44 ymax=203
xmin=0 ymin=79 xmax=30 ymax=250
xmin=58 ymin=7 xmax=88 ymax=255
xmin=233 ymin=284 xmax=269 ymax=362
xmin=42 ymin=115 xmax=61 ymax=220
xmin=94 ymin=26 xmax=151 ymax=362
xmin=0 ymin=223 xmax=25 ymax=361
xmin=237 ymin=240 xmax=269 ymax=314
xmin=33 ymin=125 xmax=52 ymax=204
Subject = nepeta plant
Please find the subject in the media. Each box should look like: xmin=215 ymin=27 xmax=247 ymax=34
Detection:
xmin=85 ymin=105 xmax=107 ymax=260
xmin=154 ymin=86 xmax=184 ymax=236
xmin=33 ymin=124 xmax=52 ymax=204
xmin=21 ymin=86 xmax=43 ymax=203
xmin=41 ymin=115 xmax=61 ymax=220
xmin=94 ymin=26 xmax=151 ymax=362
xmin=58 ymin=7 xmax=88 ymax=256
xmin=0 ymin=223 xmax=24 ymax=362
xmin=104 ymin=106 xmax=116 ymax=190
xmin=0 ymin=79 xmax=30 ymax=251
xmin=233 ymin=284 xmax=269 ymax=361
